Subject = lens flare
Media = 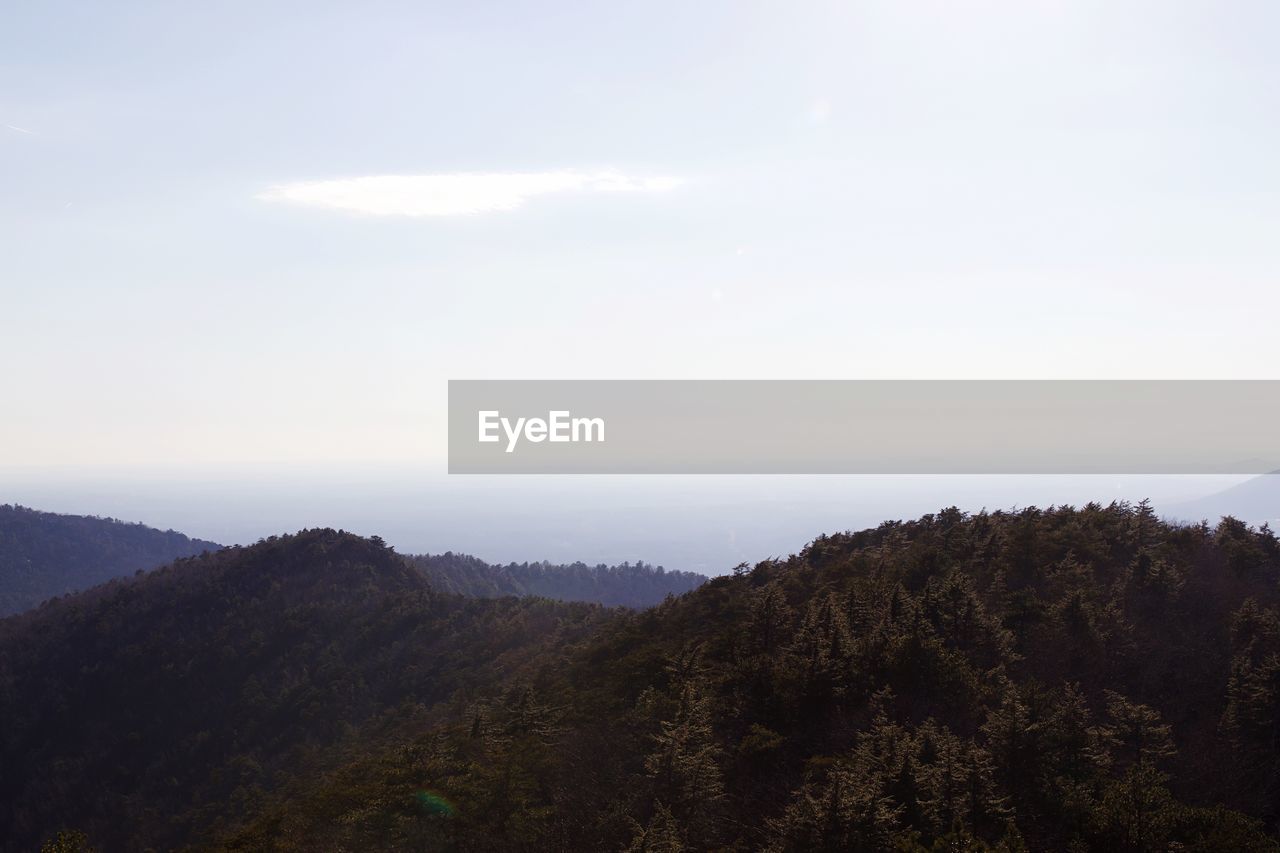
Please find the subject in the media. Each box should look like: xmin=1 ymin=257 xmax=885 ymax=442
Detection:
xmin=415 ymin=789 xmax=455 ymax=817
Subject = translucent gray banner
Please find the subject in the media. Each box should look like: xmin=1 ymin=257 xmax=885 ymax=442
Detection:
xmin=448 ymin=380 xmax=1280 ymax=474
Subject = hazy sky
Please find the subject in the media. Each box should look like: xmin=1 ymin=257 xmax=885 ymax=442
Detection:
xmin=3 ymin=0 xmax=1280 ymax=468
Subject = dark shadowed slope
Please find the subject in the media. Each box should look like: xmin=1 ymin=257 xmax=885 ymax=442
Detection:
xmin=410 ymin=551 xmax=706 ymax=607
xmin=0 ymin=504 xmax=221 ymax=617
xmin=0 ymin=529 xmax=613 ymax=852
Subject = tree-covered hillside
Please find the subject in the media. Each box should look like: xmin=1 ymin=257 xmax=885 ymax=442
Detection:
xmin=4 ymin=503 xmax=1280 ymax=852
xmin=0 ymin=530 xmax=611 ymax=852
xmin=228 ymin=503 xmax=1280 ymax=852
xmin=0 ymin=504 xmax=221 ymax=617
xmin=410 ymin=552 xmax=705 ymax=608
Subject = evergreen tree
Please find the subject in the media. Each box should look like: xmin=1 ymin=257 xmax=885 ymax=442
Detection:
xmin=626 ymin=802 xmax=686 ymax=853
xmin=643 ymin=676 xmax=724 ymax=842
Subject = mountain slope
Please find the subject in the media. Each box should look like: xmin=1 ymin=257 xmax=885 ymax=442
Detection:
xmin=410 ymin=551 xmax=706 ymax=608
xmin=227 ymin=503 xmax=1280 ymax=851
xmin=0 ymin=504 xmax=221 ymax=617
xmin=0 ymin=529 xmax=612 ymax=852
xmin=7 ymin=505 xmax=1280 ymax=851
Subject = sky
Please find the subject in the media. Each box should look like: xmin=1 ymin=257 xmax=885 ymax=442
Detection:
xmin=2 ymin=2 xmax=1278 ymax=565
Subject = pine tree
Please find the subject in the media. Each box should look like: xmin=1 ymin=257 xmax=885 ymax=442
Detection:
xmin=788 ymin=592 xmax=856 ymax=709
xmin=1089 ymin=693 xmax=1178 ymax=852
xmin=1097 ymin=692 xmax=1174 ymax=771
xmin=745 ymin=583 xmax=794 ymax=658
xmin=626 ymin=802 xmax=686 ymax=853
xmin=914 ymin=720 xmax=1009 ymax=838
xmin=766 ymin=767 xmax=901 ymax=852
xmin=644 ymin=678 xmax=724 ymax=842
xmin=981 ymin=684 xmax=1046 ymax=811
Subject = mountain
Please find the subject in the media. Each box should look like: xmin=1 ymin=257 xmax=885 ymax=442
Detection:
xmin=1165 ymin=472 xmax=1280 ymax=530
xmin=5 ymin=504 xmax=1280 ymax=851
xmin=0 ymin=529 xmax=611 ymax=852
xmin=410 ymin=551 xmax=706 ymax=608
xmin=226 ymin=503 xmax=1280 ymax=851
xmin=0 ymin=504 xmax=222 ymax=617
xmin=0 ymin=504 xmax=703 ymax=620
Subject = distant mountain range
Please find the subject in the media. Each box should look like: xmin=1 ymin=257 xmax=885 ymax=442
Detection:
xmin=0 ymin=504 xmax=222 ymax=617
xmin=410 ymin=551 xmax=704 ymax=608
xmin=0 ymin=505 xmax=704 ymax=619
xmin=1165 ymin=472 xmax=1280 ymax=528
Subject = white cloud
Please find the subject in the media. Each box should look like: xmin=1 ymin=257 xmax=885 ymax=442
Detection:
xmin=256 ymin=170 xmax=681 ymax=217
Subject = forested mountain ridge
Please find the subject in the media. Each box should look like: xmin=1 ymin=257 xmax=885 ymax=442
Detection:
xmin=5 ymin=504 xmax=1280 ymax=851
xmin=225 ymin=503 xmax=1280 ymax=851
xmin=0 ymin=529 xmax=614 ymax=852
xmin=410 ymin=551 xmax=705 ymax=608
xmin=0 ymin=503 xmax=222 ymax=617
xmin=0 ymin=503 xmax=703 ymax=618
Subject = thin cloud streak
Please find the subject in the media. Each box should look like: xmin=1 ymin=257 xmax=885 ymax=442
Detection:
xmin=256 ymin=170 xmax=682 ymax=217
xmin=5 ymin=124 xmax=35 ymax=135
